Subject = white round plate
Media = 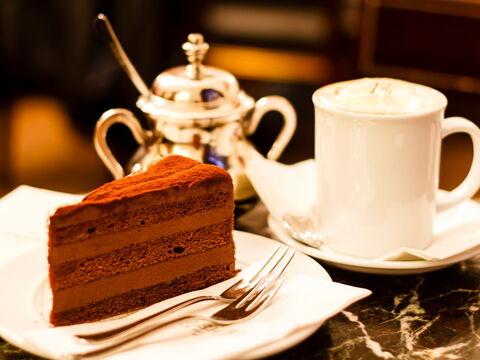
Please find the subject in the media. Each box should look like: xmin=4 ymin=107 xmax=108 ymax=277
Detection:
xmin=269 ymin=216 xmax=480 ymax=275
xmin=0 ymin=230 xmax=330 ymax=360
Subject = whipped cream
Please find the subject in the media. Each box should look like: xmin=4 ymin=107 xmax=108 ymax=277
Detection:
xmin=315 ymin=78 xmax=445 ymax=115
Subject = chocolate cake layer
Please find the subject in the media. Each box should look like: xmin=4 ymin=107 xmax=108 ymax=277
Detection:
xmin=51 ymin=263 xmax=236 ymax=326
xmin=50 ymin=190 xmax=231 ymax=246
xmin=52 ymin=243 xmax=235 ymax=312
xmin=51 ymin=219 xmax=232 ymax=289
xmin=49 ymin=208 xmax=232 ymax=265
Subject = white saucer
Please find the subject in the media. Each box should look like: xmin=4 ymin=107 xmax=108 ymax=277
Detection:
xmin=269 ymin=214 xmax=480 ymax=275
xmin=0 ymin=231 xmax=333 ymax=360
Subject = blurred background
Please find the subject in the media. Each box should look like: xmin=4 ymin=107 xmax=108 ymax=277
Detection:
xmin=0 ymin=0 xmax=479 ymax=196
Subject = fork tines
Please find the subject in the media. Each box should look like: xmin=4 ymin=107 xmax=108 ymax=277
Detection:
xmin=213 ymin=247 xmax=296 ymax=321
xmin=237 ymin=247 xmax=295 ymax=310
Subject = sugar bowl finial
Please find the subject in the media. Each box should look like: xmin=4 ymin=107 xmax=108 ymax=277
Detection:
xmin=182 ymin=33 xmax=209 ymax=80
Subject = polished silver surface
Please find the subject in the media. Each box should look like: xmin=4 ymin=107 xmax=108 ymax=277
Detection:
xmin=181 ymin=33 xmax=209 ymax=80
xmin=94 ymin=27 xmax=297 ymax=201
xmin=282 ymin=213 xmax=324 ymax=248
xmin=144 ymin=31 xmax=250 ymax=123
xmin=70 ymin=248 xmax=295 ymax=359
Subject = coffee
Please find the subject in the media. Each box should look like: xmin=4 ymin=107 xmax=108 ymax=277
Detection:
xmin=314 ymin=78 xmax=446 ymax=116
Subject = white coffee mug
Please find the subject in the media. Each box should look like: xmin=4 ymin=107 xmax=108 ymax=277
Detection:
xmin=312 ymin=78 xmax=480 ymax=259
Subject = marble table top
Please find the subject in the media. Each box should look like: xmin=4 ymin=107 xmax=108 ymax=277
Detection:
xmin=2 ymin=202 xmax=480 ymax=360
xmin=239 ymin=203 xmax=480 ymax=360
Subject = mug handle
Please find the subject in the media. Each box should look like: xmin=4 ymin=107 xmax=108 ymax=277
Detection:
xmin=436 ymin=116 xmax=480 ymax=212
xmin=94 ymin=108 xmax=148 ymax=179
xmin=247 ymin=95 xmax=297 ymax=160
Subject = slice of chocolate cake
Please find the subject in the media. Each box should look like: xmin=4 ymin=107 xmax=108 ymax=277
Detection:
xmin=48 ymin=155 xmax=237 ymax=326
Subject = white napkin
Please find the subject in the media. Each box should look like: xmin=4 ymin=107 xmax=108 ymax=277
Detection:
xmin=0 ymin=185 xmax=81 ymax=266
xmin=243 ymin=149 xmax=480 ymax=262
xmin=0 ymin=185 xmax=371 ymax=360
xmin=242 ymin=149 xmax=316 ymax=222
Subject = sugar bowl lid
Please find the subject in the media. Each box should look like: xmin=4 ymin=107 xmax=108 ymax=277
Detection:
xmin=136 ymin=33 xmax=254 ymax=125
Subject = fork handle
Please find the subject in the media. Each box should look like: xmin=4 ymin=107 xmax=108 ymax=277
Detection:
xmin=71 ymin=315 xmax=196 ymax=359
xmin=76 ymin=295 xmax=222 ymax=342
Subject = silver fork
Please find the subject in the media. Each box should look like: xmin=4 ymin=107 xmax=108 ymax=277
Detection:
xmin=76 ymin=245 xmax=292 ymax=342
xmin=69 ymin=248 xmax=295 ymax=359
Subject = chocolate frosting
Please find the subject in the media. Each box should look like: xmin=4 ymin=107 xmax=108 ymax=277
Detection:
xmin=50 ymin=155 xmax=232 ymax=225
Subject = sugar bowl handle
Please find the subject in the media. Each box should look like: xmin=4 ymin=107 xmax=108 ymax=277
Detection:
xmin=94 ymin=108 xmax=148 ymax=179
xmin=248 ymin=96 xmax=297 ymax=160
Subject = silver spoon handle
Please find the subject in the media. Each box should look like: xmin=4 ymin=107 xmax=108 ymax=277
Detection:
xmin=95 ymin=13 xmax=150 ymax=97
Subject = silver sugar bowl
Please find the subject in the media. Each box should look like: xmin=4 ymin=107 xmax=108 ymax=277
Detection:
xmin=93 ymin=17 xmax=297 ymax=201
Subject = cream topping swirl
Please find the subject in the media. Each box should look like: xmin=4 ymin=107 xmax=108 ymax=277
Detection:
xmin=316 ymin=78 xmax=445 ymax=115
